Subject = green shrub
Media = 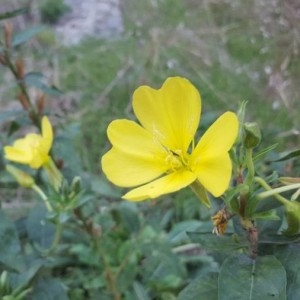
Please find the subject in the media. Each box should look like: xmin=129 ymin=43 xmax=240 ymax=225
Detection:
xmin=39 ymin=0 xmax=70 ymax=24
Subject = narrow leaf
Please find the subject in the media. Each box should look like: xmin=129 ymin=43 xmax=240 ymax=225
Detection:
xmin=0 ymin=210 xmax=24 ymax=271
xmin=12 ymin=26 xmax=46 ymax=47
xmin=133 ymin=281 xmax=151 ymax=300
xmin=253 ymin=143 xmax=278 ymax=162
xmin=178 ymin=272 xmax=218 ymax=300
xmin=187 ymin=232 xmax=247 ymax=251
xmin=272 ymin=149 xmax=300 ymax=162
xmin=0 ymin=7 xmax=28 ymax=21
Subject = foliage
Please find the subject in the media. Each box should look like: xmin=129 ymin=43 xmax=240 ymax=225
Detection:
xmin=0 ymin=1 xmax=300 ymax=300
xmin=39 ymin=0 xmax=70 ymax=24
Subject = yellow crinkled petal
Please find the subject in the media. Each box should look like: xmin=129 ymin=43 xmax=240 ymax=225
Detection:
xmin=107 ymin=119 xmax=167 ymax=158
xmin=122 ymin=170 xmax=197 ymax=201
xmin=133 ymin=77 xmax=201 ymax=153
xmin=101 ymin=147 xmax=167 ymax=187
xmin=192 ymin=153 xmax=232 ymax=197
xmin=41 ymin=116 xmax=53 ymax=154
xmin=191 ymin=111 xmax=238 ymax=160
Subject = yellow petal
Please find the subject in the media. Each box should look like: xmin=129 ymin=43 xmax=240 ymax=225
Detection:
xmin=122 ymin=170 xmax=197 ymax=201
xmin=133 ymin=77 xmax=201 ymax=153
xmin=107 ymin=119 xmax=167 ymax=159
xmin=191 ymin=111 xmax=239 ymax=160
xmin=41 ymin=116 xmax=53 ymax=154
xmin=101 ymin=147 xmax=167 ymax=187
xmin=4 ymin=145 xmax=32 ymax=164
xmin=192 ymin=153 xmax=232 ymax=197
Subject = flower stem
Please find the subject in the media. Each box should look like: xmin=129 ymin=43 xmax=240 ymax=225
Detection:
xmin=254 ymin=176 xmax=295 ymax=205
xmin=32 ymin=184 xmax=53 ymax=212
xmin=43 ymin=158 xmax=63 ymax=192
xmin=3 ymin=47 xmax=41 ymax=129
xmin=46 ymin=219 xmax=63 ymax=255
xmin=245 ymin=148 xmax=255 ymax=186
xmin=73 ymin=207 xmax=121 ymax=300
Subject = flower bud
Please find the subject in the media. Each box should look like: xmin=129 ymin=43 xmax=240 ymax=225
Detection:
xmin=284 ymin=201 xmax=300 ymax=235
xmin=70 ymin=176 xmax=81 ymax=195
xmin=6 ymin=165 xmax=35 ymax=188
xmin=15 ymin=58 xmax=25 ymax=79
xmin=3 ymin=22 xmax=13 ymax=48
xmin=0 ymin=53 xmax=6 ymax=65
xmin=18 ymin=93 xmax=30 ymax=110
xmin=243 ymin=122 xmax=261 ymax=149
xmin=36 ymin=93 xmax=46 ymax=115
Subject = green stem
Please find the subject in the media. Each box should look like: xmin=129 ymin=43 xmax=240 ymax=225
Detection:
xmin=254 ymin=176 xmax=294 ymax=205
xmin=74 ymin=208 xmax=121 ymax=300
xmin=94 ymin=237 xmax=121 ymax=300
xmin=43 ymin=158 xmax=63 ymax=192
xmin=3 ymin=48 xmax=41 ymax=129
xmin=32 ymin=184 xmax=53 ymax=212
xmin=46 ymin=219 xmax=63 ymax=255
xmin=245 ymin=148 xmax=255 ymax=186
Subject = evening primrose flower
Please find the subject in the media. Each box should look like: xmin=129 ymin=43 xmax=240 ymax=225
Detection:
xmin=101 ymin=77 xmax=239 ymax=202
xmin=4 ymin=116 xmax=53 ymax=169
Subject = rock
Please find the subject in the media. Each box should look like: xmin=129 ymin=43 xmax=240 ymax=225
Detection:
xmin=55 ymin=0 xmax=124 ymax=46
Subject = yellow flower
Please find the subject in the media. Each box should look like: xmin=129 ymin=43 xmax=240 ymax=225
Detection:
xmin=101 ymin=77 xmax=239 ymax=202
xmin=4 ymin=116 xmax=53 ymax=169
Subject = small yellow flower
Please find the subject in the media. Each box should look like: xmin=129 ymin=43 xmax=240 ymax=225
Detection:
xmin=101 ymin=77 xmax=239 ymax=202
xmin=4 ymin=116 xmax=53 ymax=169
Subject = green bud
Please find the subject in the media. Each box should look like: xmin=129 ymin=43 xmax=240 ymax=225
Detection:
xmin=190 ymin=181 xmax=211 ymax=208
xmin=243 ymin=122 xmax=261 ymax=149
xmin=237 ymin=100 xmax=248 ymax=125
xmin=6 ymin=165 xmax=35 ymax=188
xmin=0 ymin=271 xmax=8 ymax=292
xmin=284 ymin=201 xmax=300 ymax=235
xmin=70 ymin=176 xmax=81 ymax=194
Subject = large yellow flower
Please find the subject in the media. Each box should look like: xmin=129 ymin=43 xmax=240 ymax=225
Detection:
xmin=101 ymin=77 xmax=238 ymax=202
xmin=4 ymin=116 xmax=53 ymax=169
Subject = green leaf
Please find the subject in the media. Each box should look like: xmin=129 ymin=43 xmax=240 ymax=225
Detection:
xmin=0 ymin=7 xmax=28 ymax=21
xmin=141 ymin=247 xmax=186 ymax=291
xmin=26 ymin=204 xmax=55 ymax=249
xmin=0 ymin=110 xmax=28 ymax=126
xmin=132 ymin=281 xmax=151 ymax=300
xmin=190 ymin=181 xmax=211 ymax=208
xmin=91 ymin=176 xmax=122 ymax=198
xmin=113 ymin=202 xmax=140 ymax=233
xmin=252 ymin=210 xmax=280 ymax=220
xmin=31 ymin=277 xmax=69 ymax=300
xmin=12 ymin=26 xmax=46 ymax=47
xmin=275 ymin=244 xmax=300 ymax=300
xmin=9 ymin=259 xmax=44 ymax=290
xmin=253 ymin=143 xmax=278 ymax=162
xmin=168 ymin=220 xmax=203 ymax=245
xmin=23 ymin=72 xmax=63 ymax=96
xmin=272 ymin=149 xmax=300 ymax=162
xmin=178 ymin=272 xmax=218 ymax=300
xmin=187 ymin=232 xmax=247 ymax=251
xmin=0 ymin=210 xmax=24 ymax=271
xmin=219 ymin=254 xmax=286 ymax=300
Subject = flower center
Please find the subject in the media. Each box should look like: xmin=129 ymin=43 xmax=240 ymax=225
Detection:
xmin=165 ymin=149 xmax=189 ymax=172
